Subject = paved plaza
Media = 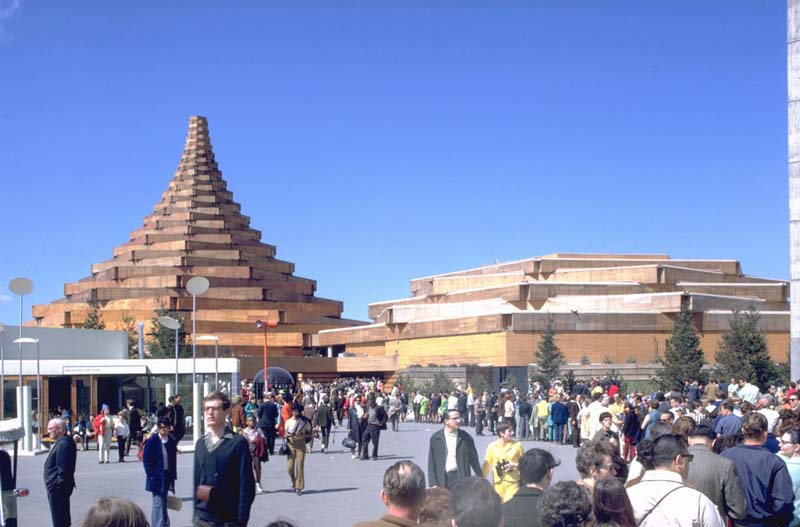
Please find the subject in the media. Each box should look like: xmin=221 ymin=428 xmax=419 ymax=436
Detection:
xmin=17 ymin=422 xmax=579 ymax=527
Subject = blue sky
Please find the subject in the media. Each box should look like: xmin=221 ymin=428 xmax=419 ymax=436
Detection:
xmin=0 ymin=1 xmax=789 ymax=323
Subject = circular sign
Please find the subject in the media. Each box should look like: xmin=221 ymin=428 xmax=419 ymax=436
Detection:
xmin=186 ymin=276 xmax=210 ymax=296
xmin=8 ymin=277 xmax=33 ymax=296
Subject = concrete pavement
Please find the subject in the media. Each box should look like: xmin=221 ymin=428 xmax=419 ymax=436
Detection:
xmin=16 ymin=422 xmax=579 ymax=526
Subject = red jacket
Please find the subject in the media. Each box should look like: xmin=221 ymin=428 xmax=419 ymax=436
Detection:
xmin=92 ymin=413 xmax=107 ymax=437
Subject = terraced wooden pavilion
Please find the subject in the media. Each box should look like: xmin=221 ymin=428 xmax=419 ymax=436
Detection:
xmin=318 ymin=253 xmax=790 ymax=374
xmin=32 ymin=116 xmax=362 ymax=376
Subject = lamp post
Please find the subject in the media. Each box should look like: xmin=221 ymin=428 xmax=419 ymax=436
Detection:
xmin=157 ymin=316 xmax=181 ymax=390
xmin=255 ymin=319 xmax=278 ymax=394
xmin=186 ymin=277 xmax=209 ymax=445
xmin=14 ymin=337 xmax=39 ymax=448
xmin=186 ymin=276 xmax=210 ymax=385
xmin=9 ymin=277 xmax=33 ymax=388
xmin=197 ymin=335 xmax=219 ymax=389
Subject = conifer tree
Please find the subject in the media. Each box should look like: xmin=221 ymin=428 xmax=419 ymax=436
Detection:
xmin=535 ymin=317 xmax=565 ymax=382
xmin=147 ymin=308 xmax=189 ymax=359
xmin=657 ymin=305 xmax=706 ymax=390
xmin=716 ymin=309 xmax=778 ymax=388
xmin=121 ymin=312 xmax=139 ymax=359
xmin=82 ymin=301 xmax=106 ymax=330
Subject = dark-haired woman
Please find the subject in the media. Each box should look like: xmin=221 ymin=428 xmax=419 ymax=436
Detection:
xmin=482 ymin=420 xmax=524 ymax=502
xmin=593 ymin=477 xmax=636 ymax=527
xmin=540 ymin=481 xmax=593 ymax=527
xmin=285 ymin=404 xmax=312 ymax=495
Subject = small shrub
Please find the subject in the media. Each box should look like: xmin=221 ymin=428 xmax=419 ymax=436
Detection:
xmin=580 ymin=355 xmax=591 ymax=365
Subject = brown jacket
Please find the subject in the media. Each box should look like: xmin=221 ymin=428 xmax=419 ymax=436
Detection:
xmin=353 ymin=514 xmax=419 ymax=527
xmin=230 ymin=402 xmax=245 ymax=430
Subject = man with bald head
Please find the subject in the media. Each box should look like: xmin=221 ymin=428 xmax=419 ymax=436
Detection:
xmin=43 ymin=417 xmax=77 ymax=527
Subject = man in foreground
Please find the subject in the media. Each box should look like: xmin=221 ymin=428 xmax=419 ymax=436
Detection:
xmin=193 ymin=391 xmax=255 ymax=527
xmin=686 ymin=424 xmax=746 ymax=526
xmin=353 ymin=461 xmax=427 ymax=527
xmin=502 ymin=448 xmax=560 ymax=527
xmin=721 ymin=413 xmax=794 ymax=527
xmin=450 ymin=477 xmax=502 ymax=527
xmin=427 ymin=409 xmax=482 ymax=489
xmin=627 ymin=434 xmax=723 ymax=526
xmin=43 ymin=417 xmax=77 ymax=527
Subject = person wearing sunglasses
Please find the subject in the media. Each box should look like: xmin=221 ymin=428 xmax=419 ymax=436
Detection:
xmin=627 ymin=434 xmax=723 ymax=527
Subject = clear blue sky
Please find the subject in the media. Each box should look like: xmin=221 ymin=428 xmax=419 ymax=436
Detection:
xmin=0 ymin=1 xmax=789 ymax=324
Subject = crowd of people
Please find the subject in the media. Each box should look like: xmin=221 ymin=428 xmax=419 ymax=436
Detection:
xmin=37 ymin=373 xmax=800 ymax=526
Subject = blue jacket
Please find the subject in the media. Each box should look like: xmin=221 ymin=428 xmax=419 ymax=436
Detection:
xmin=550 ymin=401 xmax=569 ymax=425
xmin=143 ymin=433 xmax=177 ymax=495
xmin=721 ymin=444 xmax=794 ymax=527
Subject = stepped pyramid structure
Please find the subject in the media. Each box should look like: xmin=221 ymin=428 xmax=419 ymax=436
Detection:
xmin=33 ymin=116 xmax=362 ymax=374
xmin=319 ymin=253 xmax=790 ymax=370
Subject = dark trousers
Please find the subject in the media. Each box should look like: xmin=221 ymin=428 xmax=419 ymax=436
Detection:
xmin=118 ymin=436 xmax=127 ymax=461
xmin=476 ymin=411 xmax=486 ymax=435
xmin=361 ymin=424 xmax=381 ymax=459
xmin=48 ymin=488 xmax=72 ymax=527
xmin=444 ymin=470 xmax=459 ymax=490
xmin=262 ymin=428 xmax=277 ymax=455
xmin=320 ymin=425 xmax=331 ymax=449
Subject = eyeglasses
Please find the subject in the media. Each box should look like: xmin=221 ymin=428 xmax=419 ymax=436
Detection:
xmin=780 ymin=439 xmax=798 ymax=445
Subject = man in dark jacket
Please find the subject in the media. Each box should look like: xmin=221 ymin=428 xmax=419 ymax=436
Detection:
xmin=427 ymin=409 xmax=482 ymax=489
xmin=257 ymin=393 xmax=279 ymax=455
xmin=503 ymin=448 xmax=559 ymax=527
xmin=127 ymin=400 xmax=142 ymax=455
xmin=172 ymin=394 xmax=186 ymax=443
xmin=314 ymin=396 xmax=336 ymax=453
xmin=43 ymin=418 xmax=77 ymax=527
xmin=194 ymin=391 xmax=255 ymax=526
xmin=361 ymin=396 xmax=388 ymax=460
xmin=721 ymin=413 xmax=794 ymax=527
xmin=143 ymin=417 xmax=178 ymax=527
xmin=456 ymin=392 xmax=468 ymax=425
xmin=550 ymin=395 xmax=569 ymax=444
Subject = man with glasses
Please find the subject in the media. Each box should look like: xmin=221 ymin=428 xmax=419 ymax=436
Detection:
xmin=193 ymin=391 xmax=255 ymax=527
xmin=627 ymin=434 xmax=723 ymax=526
xmin=427 ymin=409 xmax=482 ymax=490
xmin=721 ymin=413 xmax=795 ymax=527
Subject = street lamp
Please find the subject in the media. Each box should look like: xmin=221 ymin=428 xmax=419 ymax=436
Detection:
xmin=157 ymin=316 xmax=181 ymax=390
xmin=8 ymin=277 xmax=33 ymax=388
xmin=186 ymin=276 xmax=209 ymax=445
xmin=14 ymin=337 xmax=39 ymax=447
xmin=255 ymin=319 xmax=278 ymax=394
xmin=197 ymin=335 xmax=219 ymax=389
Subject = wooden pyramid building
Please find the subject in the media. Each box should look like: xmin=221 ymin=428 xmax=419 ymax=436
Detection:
xmin=33 ymin=116 xmax=360 ymax=372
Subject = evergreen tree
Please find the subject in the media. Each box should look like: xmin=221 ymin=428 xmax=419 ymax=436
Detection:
xmin=121 ymin=312 xmax=139 ymax=359
xmin=657 ymin=306 xmax=706 ymax=390
xmin=82 ymin=301 xmax=106 ymax=330
xmin=715 ymin=309 xmax=778 ymax=389
xmin=535 ymin=317 xmax=566 ymax=382
xmin=147 ymin=308 xmax=189 ymax=359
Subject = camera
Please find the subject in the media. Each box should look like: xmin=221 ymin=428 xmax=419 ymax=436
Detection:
xmin=495 ymin=459 xmax=507 ymax=479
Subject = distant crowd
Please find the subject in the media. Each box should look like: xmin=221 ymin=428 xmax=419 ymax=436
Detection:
xmin=39 ymin=374 xmax=800 ymax=526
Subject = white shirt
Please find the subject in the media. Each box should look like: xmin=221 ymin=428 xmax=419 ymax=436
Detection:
xmin=738 ymin=383 xmax=760 ymax=404
xmin=448 ymin=396 xmax=458 ymax=410
xmin=444 ymin=430 xmax=458 ymax=472
xmin=160 ymin=435 xmax=169 ymax=471
xmin=587 ymin=401 xmax=604 ymax=439
xmin=627 ymin=470 xmax=724 ymax=527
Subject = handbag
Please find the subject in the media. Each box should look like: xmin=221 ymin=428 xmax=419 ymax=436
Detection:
xmin=166 ymin=495 xmax=182 ymax=511
xmin=278 ymin=441 xmax=290 ymax=456
xmin=342 ymin=437 xmax=356 ymax=449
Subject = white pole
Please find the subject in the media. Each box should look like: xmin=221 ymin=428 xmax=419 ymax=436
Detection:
xmin=21 ymin=386 xmax=31 ymax=452
xmin=214 ymin=340 xmax=219 ymax=389
xmin=35 ymin=339 xmax=41 ymax=450
xmin=17 ymin=298 xmax=22 ymax=388
xmin=174 ymin=328 xmax=179 ymax=392
xmin=0 ymin=325 xmax=4 ymax=420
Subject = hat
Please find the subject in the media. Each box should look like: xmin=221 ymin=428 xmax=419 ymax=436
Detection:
xmin=291 ymin=403 xmax=304 ymax=413
xmin=689 ymin=424 xmax=716 ymax=440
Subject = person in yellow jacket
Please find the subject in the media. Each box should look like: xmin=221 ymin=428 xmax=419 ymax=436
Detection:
xmin=482 ymin=420 xmax=524 ymax=503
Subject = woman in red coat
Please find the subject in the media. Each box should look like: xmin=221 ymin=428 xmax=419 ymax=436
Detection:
xmin=277 ymin=394 xmax=292 ymax=438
